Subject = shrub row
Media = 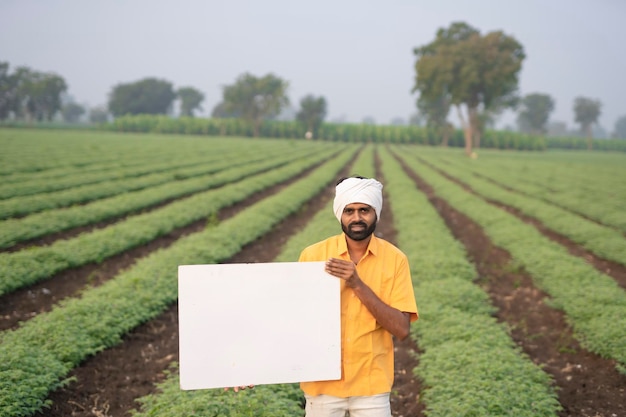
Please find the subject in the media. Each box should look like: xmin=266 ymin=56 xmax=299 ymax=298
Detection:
xmin=400 ymin=150 xmax=626 ymax=372
xmin=0 ymin=144 xmax=324 ymax=248
xmin=129 ymin=145 xmax=378 ymax=417
xmin=419 ymin=153 xmax=626 ymax=266
xmin=0 ymin=146 xmax=356 ymax=417
xmin=0 ymin=145 xmax=345 ymax=296
xmin=0 ymin=142 xmax=292 ymax=219
xmin=103 ymin=115 xmax=548 ymax=150
xmin=431 ymin=148 xmax=626 ymax=232
xmin=379 ymin=146 xmax=560 ymax=416
xmin=0 ymin=141 xmax=243 ymax=200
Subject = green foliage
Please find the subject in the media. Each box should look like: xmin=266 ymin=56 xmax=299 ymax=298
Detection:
xmin=100 ymin=114 xmax=551 ymax=150
xmin=108 ymin=77 xmax=176 ymax=116
xmin=614 ymin=115 xmax=626 ymax=139
xmin=220 ymin=73 xmax=290 ymax=137
xmin=573 ymin=96 xmax=602 ymax=139
xmin=177 ymin=86 xmax=205 ymax=117
xmin=400 ymin=148 xmax=626 ymax=370
xmin=0 ymin=62 xmax=68 ymax=121
xmin=0 ymin=143 xmax=345 ymax=295
xmin=296 ymin=94 xmax=327 ymax=137
xmin=517 ymin=93 xmax=555 ymax=134
xmin=413 ymin=22 xmax=525 ymax=154
xmin=0 ymin=146 xmax=356 ymax=416
xmin=378 ymin=146 xmax=560 ymax=416
xmin=421 ymin=150 xmax=626 ymax=263
xmin=61 ymin=102 xmax=86 ymax=123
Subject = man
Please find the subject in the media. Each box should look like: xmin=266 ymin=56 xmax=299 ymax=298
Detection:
xmin=298 ymin=176 xmax=419 ymax=417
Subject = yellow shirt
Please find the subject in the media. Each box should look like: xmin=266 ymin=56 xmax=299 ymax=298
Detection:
xmin=298 ymin=233 xmax=418 ymax=397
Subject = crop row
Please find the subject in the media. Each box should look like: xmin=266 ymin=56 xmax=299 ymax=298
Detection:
xmin=416 ymin=153 xmax=626 ymax=266
xmin=0 ymin=141 xmax=248 ymax=200
xmin=128 ymin=145 xmax=379 ymax=417
xmin=399 ymin=149 xmax=626 ymax=371
xmin=0 ymin=129 xmax=197 ymax=176
xmin=428 ymin=149 xmax=626 ymax=231
xmin=0 ymin=146 xmax=356 ymax=417
xmin=0 ymin=145 xmax=345 ymax=296
xmin=0 ymin=142 xmax=292 ymax=219
xmin=130 ymin=145 xmax=561 ymax=416
xmin=379 ymin=147 xmax=560 ymax=416
xmin=0 ymin=144 xmax=331 ymax=249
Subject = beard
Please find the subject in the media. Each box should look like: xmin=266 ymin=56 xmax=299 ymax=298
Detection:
xmin=342 ymin=220 xmax=377 ymax=241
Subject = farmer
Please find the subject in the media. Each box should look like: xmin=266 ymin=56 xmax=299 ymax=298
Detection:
xmin=298 ymin=176 xmax=419 ymax=417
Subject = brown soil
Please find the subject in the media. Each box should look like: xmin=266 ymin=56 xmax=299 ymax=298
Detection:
xmin=3 ymin=148 xmax=622 ymax=417
xmin=395 ymin=153 xmax=626 ymax=417
xmin=422 ymin=158 xmax=626 ymax=290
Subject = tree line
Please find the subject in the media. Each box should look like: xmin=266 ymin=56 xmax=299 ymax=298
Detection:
xmin=410 ymin=21 xmax=620 ymax=153
xmin=2 ymin=20 xmax=625 ymax=147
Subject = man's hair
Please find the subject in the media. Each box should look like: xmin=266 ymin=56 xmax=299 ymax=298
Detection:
xmin=336 ymin=175 xmax=367 ymax=186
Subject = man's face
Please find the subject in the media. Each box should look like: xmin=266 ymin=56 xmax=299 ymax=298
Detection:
xmin=341 ymin=203 xmax=377 ymax=241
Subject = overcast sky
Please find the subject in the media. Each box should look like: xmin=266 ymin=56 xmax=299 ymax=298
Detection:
xmin=1 ymin=0 xmax=624 ymax=131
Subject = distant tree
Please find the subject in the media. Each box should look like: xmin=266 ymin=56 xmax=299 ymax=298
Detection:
xmin=418 ymin=93 xmax=452 ymax=146
xmin=18 ymin=68 xmax=67 ymax=121
xmin=614 ymin=115 xmax=626 ymax=139
xmin=220 ymin=73 xmax=289 ymax=137
xmin=89 ymin=106 xmax=109 ymax=124
xmin=408 ymin=112 xmax=424 ymax=127
xmin=573 ymin=96 xmax=602 ymax=149
xmin=390 ymin=117 xmax=406 ymax=126
xmin=362 ymin=116 xmax=376 ymax=125
xmin=0 ymin=63 xmax=68 ymax=121
xmin=108 ymin=78 xmax=176 ymax=117
xmin=296 ymin=95 xmax=327 ymax=138
xmin=0 ymin=62 xmax=19 ymax=120
xmin=547 ymin=121 xmax=568 ymax=137
xmin=211 ymin=101 xmax=239 ymax=118
xmin=177 ymin=86 xmax=204 ymax=117
xmin=62 ymin=102 xmax=85 ymax=123
xmin=413 ymin=22 xmax=525 ymax=155
xmin=516 ymin=93 xmax=555 ymax=134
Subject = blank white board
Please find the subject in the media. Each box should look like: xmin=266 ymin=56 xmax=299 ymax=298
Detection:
xmin=178 ymin=262 xmax=341 ymax=390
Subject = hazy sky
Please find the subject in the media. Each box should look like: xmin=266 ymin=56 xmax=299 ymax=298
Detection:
xmin=1 ymin=0 xmax=624 ymax=131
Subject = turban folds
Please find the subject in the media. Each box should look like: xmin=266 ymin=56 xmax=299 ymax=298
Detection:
xmin=333 ymin=177 xmax=383 ymax=222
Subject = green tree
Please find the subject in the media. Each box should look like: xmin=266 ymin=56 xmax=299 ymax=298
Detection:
xmin=417 ymin=93 xmax=452 ymax=146
xmin=221 ymin=73 xmax=289 ymax=137
xmin=517 ymin=93 xmax=555 ymax=134
xmin=0 ymin=63 xmax=68 ymax=121
xmin=211 ymin=101 xmax=239 ymax=118
xmin=0 ymin=62 xmax=19 ymax=120
xmin=62 ymin=102 xmax=86 ymax=123
xmin=413 ymin=22 xmax=525 ymax=155
xmin=108 ymin=78 xmax=176 ymax=117
xmin=296 ymin=94 xmax=327 ymax=138
xmin=177 ymin=86 xmax=204 ymax=117
xmin=614 ymin=115 xmax=626 ymax=139
xmin=18 ymin=68 xmax=67 ymax=121
xmin=89 ymin=106 xmax=109 ymax=124
xmin=573 ymin=96 xmax=602 ymax=148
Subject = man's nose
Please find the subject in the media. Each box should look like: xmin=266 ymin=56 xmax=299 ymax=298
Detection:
xmin=351 ymin=211 xmax=364 ymax=221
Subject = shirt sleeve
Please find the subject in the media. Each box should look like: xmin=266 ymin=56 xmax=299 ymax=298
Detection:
xmin=391 ymin=255 xmax=419 ymax=322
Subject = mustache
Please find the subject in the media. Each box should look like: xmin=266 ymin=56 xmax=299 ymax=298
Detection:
xmin=349 ymin=221 xmax=367 ymax=228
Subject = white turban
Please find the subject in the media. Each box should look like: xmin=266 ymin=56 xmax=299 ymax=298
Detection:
xmin=333 ymin=177 xmax=383 ymax=222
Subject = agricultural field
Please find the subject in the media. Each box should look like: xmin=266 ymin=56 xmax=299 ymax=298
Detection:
xmin=1 ymin=128 xmax=625 ymax=417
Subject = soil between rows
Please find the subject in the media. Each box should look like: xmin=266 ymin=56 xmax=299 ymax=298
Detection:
xmin=5 ymin=149 xmax=623 ymax=417
xmin=395 ymin=153 xmax=626 ymax=417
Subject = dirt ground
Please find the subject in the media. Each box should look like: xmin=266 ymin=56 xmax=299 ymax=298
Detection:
xmin=2 ymin=150 xmax=623 ymax=417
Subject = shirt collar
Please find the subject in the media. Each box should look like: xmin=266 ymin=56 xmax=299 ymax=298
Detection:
xmin=338 ymin=233 xmax=379 ymax=258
